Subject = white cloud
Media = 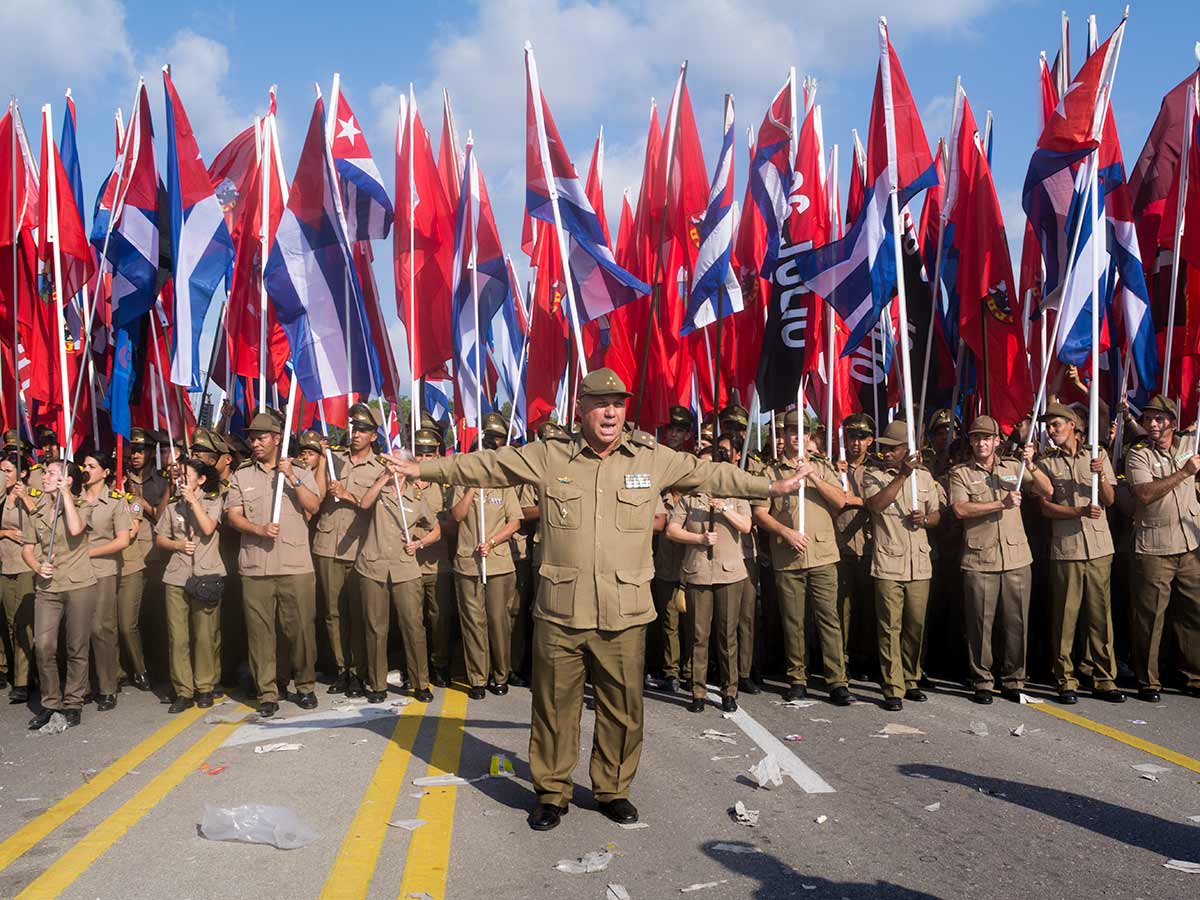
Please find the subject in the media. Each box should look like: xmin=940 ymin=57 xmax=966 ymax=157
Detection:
xmin=144 ymin=30 xmax=247 ymax=157
xmin=923 ymin=95 xmax=954 ymax=147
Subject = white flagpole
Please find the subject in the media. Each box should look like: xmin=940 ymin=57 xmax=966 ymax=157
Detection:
xmin=467 ymin=145 xmax=487 ymax=585
xmin=257 ymin=89 xmax=276 ymax=413
xmin=148 ymin=309 xmax=177 ymax=457
xmin=1162 ymin=80 xmax=1194 ymax=399
xmin=796 ymin=378 xmax=806 ymax=533
xmin=271 ymin=375 xmax=299 ymax=524
xmin=1088 ymin=153 xmax=1102 ymax=504
xmin=405 ymin=86 xmax=419 ymax=450
xmin=326 ymin=74 xmax=354 ymax=409
xmin=42 ymin=104 xmax=75 ymax=459
xmin=8 ymin=98 xmax=16 ymax=455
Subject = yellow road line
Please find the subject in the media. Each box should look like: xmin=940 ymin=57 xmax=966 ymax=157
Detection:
xmin=318 ymin=698 xmax=431 ymax=900
xmin=15 ymin=709 xmax=249 ymax=900
xmin=397 ymin=687 xmax=469 ymax=900
xmin=0 ymin=704 xmax=206 ymax=873
xmin=1032 ymin=703 xmax=1200 ymax=774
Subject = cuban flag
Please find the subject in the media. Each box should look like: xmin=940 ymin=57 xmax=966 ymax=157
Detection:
xmin=523 ymin=43 xmax=649 ymax=323
xmin=328 ymin=78 xmax=393 ymax=242
xmin=163 ymin=69 xmax=234 ymax=390
xmin=791 ymin=21 xmax=937 ymax=355
xmin=263 ymin=94 xmax=381 ymax=402
xmin=749 ymin=72 xmax=795 ymax=281
xmin=489 ymin=255 xmax=529 ymax=438
xmin=682 ymin=95 xmax=743 ymax=336
xmin=450 ymin=140 xmax=509 ymax=424
xmin=1054 ymin=163 xmax=1110 ymax=365
xmin=423 ymin=380 xmax=451 ymax=425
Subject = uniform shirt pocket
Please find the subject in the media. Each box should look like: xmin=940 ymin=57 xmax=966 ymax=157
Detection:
xmin=544 ymin=485 xmax=583 ymax=530
xmin=615 ymin=488 xmax=653 ymax=532
xmin=615 ymin=565 xmax=655 ymax=616
xmin=537 ymin=562 xmax=578 ymax=616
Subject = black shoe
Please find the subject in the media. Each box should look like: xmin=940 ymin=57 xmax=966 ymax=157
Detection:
xmin=10 ymin=686 xmax=28 ymax=704
xmin=1183 ymin=685 xmax=1200 ymax=698
xmin=28 ymin=708 xmax=58 ymax=730
xmin=1057 ymin=690 xmax=1079 ymax=705
xmin=904 ymin=689 xmax=928 ymax=703
xmin=528 ymin=803 xmax=567 ymax=831
xmin=488 ymin=682 xmax=509 ymax=696
xmin=63 ymin=708 xmax=81 ymax=727
xmin=785 ymin=684 xmax=808 ymax=702
xmin=0 ymin=673 xmax=6 ymax=689
xmin=1000 ymin=688 xmax=1023 ymax=703
xmin=830 ymin=686 xmax=853 ymax=707
xmin=131 ymin=672 xmax=151 ymax=692
xmin=96 ymin=694 xmax=117 ymax=712
xmin=365 ymin=690 xmax=386 ymax=703
xmin=597 ymin=798 xmax=638 ymax=825
xmin=258 ymin=700 xmax=279 ymax=718
xmin=1137 ymin=688 xmax=1161 ymax=703
xmin=917 ymin=676 xmax=936 ymax=690
xmin=345 ymin=677 xmax=365 ymax=698
xmin=431 ymin=670 xmax=449 ymax=688
xmin=686 ymin=697 xmax=706 ymax=713
xmin=295 ymin=692 xmax=318 ymax=710
xmin=971 ymin=690 xmax=994 ymax=705
xmin=738 ymin=677 xmax=761 ymax=695
xmin=414 ymin=688 xmax=434 ymax=703
xmin=327 ymin=671 xmax=349 ymax=694
xmin=882 ymin=697 xmax=903 ymax=712
xmin=508 ymin=673 xmax=528 ymax=688
xmin=168 ymin=696 xmax=194 ymax=714
xmin=721 ymin=695 xmax=738 ymax=713
xmin=663 ymin=676 xmax=680 ymax=694
xmin=195 ymin=692 xmax=214 ymax=709
xmin=467 ymin=685 xmax=486 ymax=700
xmin=1094 ymin=689 xmax=1125 ymax=703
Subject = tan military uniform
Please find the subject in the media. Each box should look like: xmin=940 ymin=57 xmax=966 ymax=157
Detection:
xmin=836 ymin=460 xmax=875 ymax=675
xmin=312 ymin=451 xmax=381 ymax=677
xmin=226 ymin=460 xmax=319 ymax=701
xmin=949 ymin=457 xmax=1037 ymax=691
xmin=452 ymin=485 xmax=522 ymax=688
xmin=752 ymin=454 xmax=847 ymax=690
xmin=0 ymin=494 xmax=34 ymax=690
xmin=1038 ymin=445 xmax=1120 ymax=692
xmin=737 ymin=508 xmax=758 ymax=682
xmin=24 ymin=494 xmax=97 ymax=711
xmin=356 ymin=478 xmax=433 ymax=692
xmin=419 ymin=429 xmax=770 ymax=806
xmin=155 ymin=494 xmax=225 ymax=698
xmin=414 ymin=480 xmax=455 ymax=676
xmin=511 ymin=482 xmax=539 ymax=678
xmin=652 ymin=492 xmax=688 ymax=681
xmin=1125 ymin=437 xmax=1200 ymax=690
xmin=82 ymin=490 xmax=133 ymax=697
xmin=672 ymin=492 xmax=750 ymax=699
xmin=862 ymin=467 xmax=940 ymax=699
xmin=120 ymin=468 xmax=168 ymax=679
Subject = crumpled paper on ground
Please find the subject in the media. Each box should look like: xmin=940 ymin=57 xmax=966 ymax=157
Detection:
xmin=387 ymin=819 xmax=426 ymax=831
xmin=1163 ymin=859 xmax=1200 ymax=873
xmin=968 ymin=722 xmax=989 ymax=737
xmin=413 ymin=774 xmax=476 ymax=787
xmin=38 ymin=713 xmax=68 ymax=735
xmin=554 ymin=850 xmax=613 ymax=874
xmin=772 ymin=699 xmax=819 ymax=709
xmin=729 ymin=801 xmax=759 ymax=827
xmin=680 ymin=881 xmax=728 ymax=892
xmin=700 ymin=730 xmax=738 ymax=745
xmin=879 ymin=723 xmax=924 ymax=736
xmin=748 ymin=755 xmax=783 ymax=789
xmin=254 ymin=742 xmax=302 ymax=754
xmin=606 ymin=885 xmax=632 ymax=900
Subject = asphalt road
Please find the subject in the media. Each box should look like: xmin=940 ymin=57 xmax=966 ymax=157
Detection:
xmin=1 ymin=672 xmax=1199 ymax=900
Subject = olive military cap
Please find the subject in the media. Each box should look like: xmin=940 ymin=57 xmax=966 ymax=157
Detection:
xmin=578 ymin=367 xmax=631 ymax=398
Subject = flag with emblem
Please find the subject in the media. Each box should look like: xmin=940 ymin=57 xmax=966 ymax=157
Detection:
xmin=328 ymin=77 xmax=393 ymax=242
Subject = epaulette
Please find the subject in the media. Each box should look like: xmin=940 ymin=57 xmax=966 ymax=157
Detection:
xmin=123 ymin=491 xmax=135 ymax=502
xmin=109 ymin=489 xmax=123 ymax=500
xmin=630 ymin=429 xmax=657 ymax=448
xmin=542 ymin=429 xmax=571 ymax=443
xmin=28 ymin=488 xmax=42 ymax=497
xmin=204 ymin=490 xmax=220 ymax=500
xmin=160 ymin=469 xmax=171 ymax=478
xmin=237 ymin=459 xmax=256 ymax=470
xmin=29 ymin=463 xmax=42 ymax=471
xmin=1128 ymin=437 xmax=1152 ymax=452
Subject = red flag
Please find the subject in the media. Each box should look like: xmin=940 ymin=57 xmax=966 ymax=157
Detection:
xmin=524 ymin=219 xmax=568 ymax=427
xmin=585 ymin=128 xmax=611 ymax=244
xmin=845 ymin=130 xmax=867 ymax=223
xmin=208 ymin=122 xmax=258 ymax=236
xmin=437 ymin=90 xmax=461 ymax=214
xmin=1037 ymin=18 xmax=1125 ymax=153
xmin=36 ymin=105 xmax=94 ymax=307
xmin=354 ymin=241 xmax=402 ymax=402
xmin=0 ymin=104 xmax=38 ymax=373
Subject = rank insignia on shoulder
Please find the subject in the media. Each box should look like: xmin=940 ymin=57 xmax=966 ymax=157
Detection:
xmin=28 ymin=488 xmax=42 ymax=497
xmin=629 ymin=430 xmax=656 ymax=448
xmin=624 ymin=473 xmax=652 ymax=489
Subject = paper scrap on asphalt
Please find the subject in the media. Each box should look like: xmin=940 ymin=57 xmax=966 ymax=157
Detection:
xmin=1141 ymin=774 xmax=1159 ymax=782
xmin=490 ymin=754 xmax=515 ymax=777
xmin=254 ymin=742 xmax=302 ymax=754
xmin=710 ymin=755 xmax=746 ymax=761
xmin=772 ymin=699 xmax=819 ymax=709
xmin=387 ymin=818 xmax=427 ymax=831
xmin=749 ymin=755 xmax=783 ymax=789
xmin=204 ymin=711 xmax=250 ymax=725
xmin=617 ymin=821 xmax=649 ymax=830
xmin=680 ymin=881 xmax=728 ymax=893
xmin=730 ymin=801 xmax=759 ymax=827
xmin=1132 ymin=763 xmax=1170 ymax=775
xmin=968 ymin=722 xmax=990 ymax=737
xmin=554 ymin=850 xmax=613 ymax=874
xmin=700 ymin=730 xmax=738 ymax=745
xmin=1126 ymin=719 xmax=1148 ymax=725
xmin=880 ymin=723 xmax=925 ymax=736
xmin=606 ymin=886 xmax=632 ymax=900
xmin=1163 ymin=859 xmax=1200 ymax=873
xmin=386 ymin=670 xmax=405 ymax=687
xmin=711 ymin=843 xmax=761 ymax=854
xmin=413 ymin=774 xmax=475 ymax=787
xmin=924 ymin=802 xmax=941 ymax=812
xmin=1017 ymin=693 xmax=1043 ymax=704
xmin=814 ymin=815 xmax=828 ymax=824
xmin=809 ymin=718 xmax=832 ymax=724
xmin=1010 ymin=724 xmax=1027 ymax=737
xmin=1187 ymin=815 xmax=1200 ymax=824
xmin=783 ymin=734 xmax=803 ymax=742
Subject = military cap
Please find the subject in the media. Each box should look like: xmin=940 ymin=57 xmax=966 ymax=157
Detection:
xmin=191 ymin=427 xmax=219 ymax=454
xmin=667 ymin=405 xmax=695 ymax=429
xmin=222 ymin=431 xmax=251 ymax=457
xmin=246 ymin=408 xmax=284 ymax=435
xmin=876 ymin=420 xmax=911 ymax=447
xmin=578 ymin=367 xmax=631 ymax=398
xmin=781 ymin=410 xmax=800 ymax=428
xmin=348 ymin=402 xmax=379 ymax=431
xmin=967 ymin=415 xmax=1001 ymax=436
xmin=420 ymin=412 xmax=445 ymax=434
xmin=928 ymin=408 xmax=958 ymax=431
xmin=1038 ymin=400 xmax=1081 ymax=430
xmin=129 ymin=426 xmax=152 ymax=447
xmin=804 ymin=412 xmax=826 ymax=433
xmin=843 ymin=413 xmax=876 ymax=437
xmin=296 ymin=429 xmax=324 ymax=454
xmin=35 ymin=424 xmax=59 ymax=446
xmin=414 ymin=428 xmax=442 ymax=450
xmin=2 ymin=428 xmax=29 ymax=451
xmin=482 ymin=411 xmax=509 ymax=438
xmin=719 ymin=403 xmax=750 ymax=429
xmin=537 ymin=421 xmax=568 ymax=440
xmin=699 ymin=421 xmax=715 ymax=441
xmin=1142 ymin=395 xmax=1179 ymax=421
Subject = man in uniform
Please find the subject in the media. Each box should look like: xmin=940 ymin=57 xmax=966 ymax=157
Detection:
xmin=663 ymin=406 xmax=694 ymax=452
xmin=312 ymin=403 xmax=382 ymax=695
xmin=390 ymin=368 xmax=805 ymax=832
xmin=34 ymin=425 xmax=61 ymax=465
xmin=412 ymin=428 xmax=455 ymax=687
xmin=119 ymin=427 xmax=169 ymax=691
xmin=1035 ymin=401 xmax=1124 ymax=704
xmin=836 ymin=413 xmax=876 ymax=681
xmin=719 ymin=403 xmax=750 ymax=453
xmin=949 ymin=415 xmax=1052 ymax=704
xmin=752 ymin=411 xmax=852 ymax=706
xmin=225 ymin=409 xmax=323 ymax=717
xmin=1124 ymin=395 xmax=1200 ymax=701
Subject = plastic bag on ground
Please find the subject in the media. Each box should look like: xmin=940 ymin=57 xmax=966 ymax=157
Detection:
xmin=554 ymin=849 xmax=613 ymax=874
xmin=199 ymin=803 xmax=318 ymax=850
xmin=730 ymin=801 xmax=759 ymax=827
xmin=748 ymin=755 xmax=783 ymax=789
xmin=38 ymin=712 xmax=68 ymax=735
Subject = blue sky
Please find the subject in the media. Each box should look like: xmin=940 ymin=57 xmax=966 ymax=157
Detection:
xmin=4 ymin=0 xmax=1198 ymax=396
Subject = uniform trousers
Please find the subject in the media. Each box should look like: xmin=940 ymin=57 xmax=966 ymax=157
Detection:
xmin=116 ymin=568 xmax=148 ymax=677
xmin=314 ymin=555 xmax=362 ymax=674
xmin=35 ymin=588 xmax=95 ymax=710
xmin=839 ymin=554 xmax=877 ymax=675
xmin=241 ymin=574 xmax=317 ymax=702
xmin=963 ymin=565 xmax=1032 ymax=691
xmin=1 ymin=571 xmax=34 ymax=688
xmin=651 ymin=577 xmax=683 ymax=679
xmin=687 ymin=580 xmax=743 ymax=699
xmin=164 ymin=584 xmax=221 ymax=698
xmin=421 ymin=571 xmax=455 ymax=673
xmin=455 ymin=572 xmax=515 ymax=687
xmin=90 ymin=574 xmax=121 ymax=695
xmin=511 ymin=558 xmax=534 ymax=676
xmin=530 ymin=618 xmax=645 ymax=806
xmin=775 ymin=564 xmax=847 ymax=689
xmin=361 ymin=575 xmax=429 ymax=692
xmin=1132 ymin=550 xmax=1200 ymax=691
xmin=737 ymin=562 xmax=758 ymax=680
xmin=875 ymin=578 xmax=930 ymax=699
xmin=1049 ymin=556 xmax=1117 ymax=692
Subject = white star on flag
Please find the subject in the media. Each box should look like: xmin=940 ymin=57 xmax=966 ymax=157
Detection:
xmin=337 ymin=115 xmax=361 ymax=146
xmin=1051 ymin=80 xmax=1081 ymax=120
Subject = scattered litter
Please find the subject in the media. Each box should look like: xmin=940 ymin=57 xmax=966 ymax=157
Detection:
xmin=1132 ymin=763 xmax=1170 ymax=775
xmin=783 ymin=734 xmax=804 ymax=742
xmin=1126 ymin=719 xmax=1148 ymax=725
xmin=924 ymin=802 xmax=941 ymax=812
xmin=771 ymin=699 xmax=819 ymax=709
xmin=413 ymin=774 xmax=475 ymax=787
xmin=606 ymin=885 xmax=632 ymax=900
xmin=409 ymin=791 xmax=429 ymax=799
xmin=680 ymin=881 xmax=728 ymax=893
xmin=489 ymin=754 xmax=515 ymax=778
xmin=907 ymin=772 xmax=932 ymax=779
xmin=748 ymin=755 xmax=783 ymax=789
xmin=82 ymin=769 xmax=100 ymax=783
xmin=386 ymin=819 xmax=427 ymax=831
xmin=352 ymin=739 xmax=369 ymax=745
xmin=254 ymin=743 xmax=303 ymax=754
xmin=37 ymin=713 xmax=68 ymax=735
xmin=729 ymin=801 xmax=759 ymax=827
xmin=553 ymin=850 xmax=613 ymax=874
xmin=721 ymin=712 xmax=737 ymax=720
xmin=967 ymin=722 xmax=990 ymax=737
xmin=1187 ymin=815 xmax=1200 ymax=824
xmin=709 ymin=755 xmax=746 ymax=761
xmin=1163 ymin=860 xmax=1200 ymax=874
xmin=386 ymin=670 xmax=405 ymax=687
xmin=390 ymin=697 xmax=414 ymax=709
xmin=880 ymin=723 xmax=925 ymax=736
xmin=204 ymin=711 xmax=249 ymax=725
xmin=711 ymin=843 xmax=761 ymax=854
xmin=976 ymin=788 xmax=1007 ymax=798
xmin=198 ymin=804 xmax=317 ymax=850
xmin=814 ymin=815 xmax=828 ymax=824
xmin=617 ymin=822 xmax=649 ymax=830
xmin=1141 ymin=774 xmax=1159 ymax=783
xmin=869 ymin=734 xmax=890 ymax=740
xmin=1010 ymin=724 xmax=1027 ymax=738
xmin=809 ymin=717 xmax=832 ymax=724
xmin=332 ymin=698 xmax=369 ymax=709
xmin=15 ymin=797 xmax=40 ymax=802
xmin=1018 ymin=693 xmax=1043 ymax=705
xmin=198 ymin=763 xmax=226 ymax=776
xmin=700 ymin=729 xmax=738 ymax=745
xmin=406 ymin=893 xmax=434 ymax=900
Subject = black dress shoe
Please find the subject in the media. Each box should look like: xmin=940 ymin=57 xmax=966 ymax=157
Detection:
xmin=785 ymin=684 xmax=808 ymax=701
xmin=296 ymin=692 xmax=318 ymax=710
xmin=195 ymin=692 xmax=214 ymax=709
xmin=1057 ymin=690 xmax=1079 ymax=704
xmin=597 ymin=798 xmax=638 ymax=825
xmin=431 ymin=670 xmax=449 ymax=688
xmin=131 ymin=672 xmax=151 ymax=692
xmin=528 ymin=803 xmax=567 ymax=831
xmin=738 ymin=677 xmax=761 ymax=695
xmin=686 ymin=697 xmax=706 ymax=713
xmin=663 ymin=676 xmax=680 ymax=694
xmin=168 ymin=696 xmax=194 ymax=714
xmin=1137 ymin=688 xmax=1161 ymax=703
xmin=882 ymin=697 xmax=903 ymax=712
xmin=258 ymin=700 xmax=279 ymax=718
xmin=414 ymin=688 xmax=434 ymax=703
xmin=0 ymin=673 xmax=6 ymax=689
xmin=1000 ymin=688 xmax=1023 ymax=703
xmin=327 ymin=672 xmax=349 ymax=694
xmin=971 ymin=689 xmax=994 ymax=705
xmin=721 ymin=695 xmax=738 ymax=713
xmin=508 ymin=673 xmax=528 ymax=688
xmin=96 ymin=694 xmax=117 ymax=712
xmin=917 ymin=676 xmax=936 ymax=690
xmin=467 ymin=685 xmax=486 ymax=700
xmin=1183 ymin=685 xmax=1200 ymax=698
xmin=488 ymin=682 xmax=509 ymax=696
xmin=10 ymin=685 xmax=28 ymax=704
xmin=1094 ymin=689 xmax=1125 ymax=703
xmin=28 ymin=708 xmax=58 ymax=730
xmin=63 ymin=708 xmax=81 ymax=727
xmin=904 ymin=689 xmax=928 ymax=703
xmin=830 ymin=686 xmax=853 ymax=707
xmin=345 ymin=677 xmax=365 ymax=698
xmin=366 ymin=690 xmax=386 ymax=703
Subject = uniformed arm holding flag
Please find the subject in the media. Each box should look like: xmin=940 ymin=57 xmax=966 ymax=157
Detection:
xmin=388 ymin=368 xmax=807 ymax=834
